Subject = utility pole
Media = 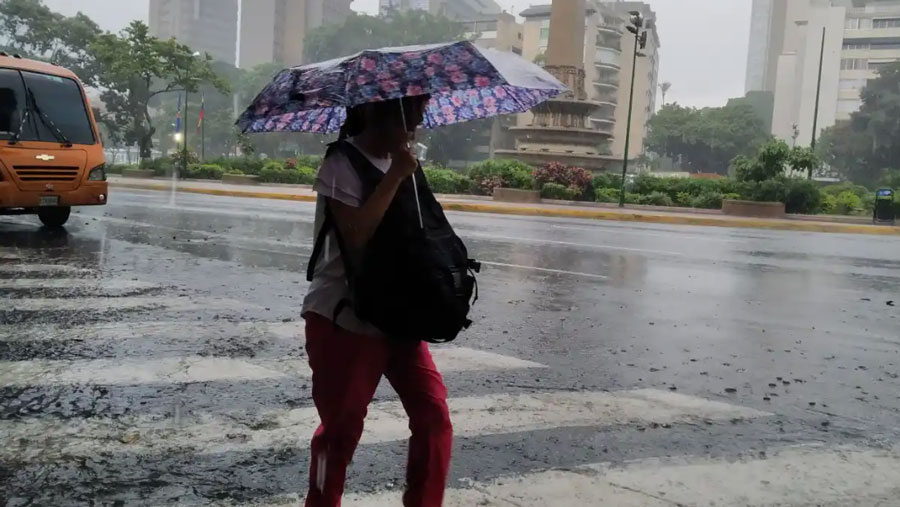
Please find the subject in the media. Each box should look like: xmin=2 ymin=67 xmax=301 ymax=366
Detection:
xmin=810 ymin=26 xmax=826 ymax=180
xmin=619 ymin=11 xmax=648 ymax=208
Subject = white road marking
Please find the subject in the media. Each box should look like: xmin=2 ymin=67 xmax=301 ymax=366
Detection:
xmin=5 ymin=296 xmax=259 ymax=313
xmin=0 ymin=346 xmax=542 ymax=388
xmin=466 ymin=233 xmax=685 ymax=256
xmin=480 ymin=261 xmax=608 ymax=280
xmin=0 ymin=279 xmax=158 ymax=291
xmin=0 ymin=264 xmax=93 ymax=274
xmin=225 ymin=446 xmax=900 ymax=507
xmin=0 ymin=320 xmax=303 ymax=342
xmin=1 ymin=389 xmax=768 ymax=462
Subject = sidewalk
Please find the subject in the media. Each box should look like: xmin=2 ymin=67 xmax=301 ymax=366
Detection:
xmin=109 ymin=176 xmax=900 ymax=237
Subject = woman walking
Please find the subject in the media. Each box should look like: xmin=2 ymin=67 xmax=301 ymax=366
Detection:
xmin=302 ymin=95 xmax=452 ymax=507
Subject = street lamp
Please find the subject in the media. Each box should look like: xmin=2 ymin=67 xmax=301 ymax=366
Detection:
xmin=180 ymin=51 xmax=202 ymax=178
xmin=618 ymin=11 xmax=650 ymax=208
xmin=173 ymin=132 xmax=184 ymax=144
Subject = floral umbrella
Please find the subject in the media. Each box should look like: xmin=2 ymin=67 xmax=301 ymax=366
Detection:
xmin=237 ymin=40 xmax=568 ymax=134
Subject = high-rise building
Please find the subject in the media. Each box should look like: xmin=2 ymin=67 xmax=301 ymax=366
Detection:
xmin=149 ymin=0 xmax=239 ymax=65
xmin=765 ymin=0 xmax=900 ymax=145
xmin=745 ymin=0 xmax=789 ymax=92
xmin=238 ymin=0 xmax=352 ymax=69
xmin=430 ymin=0 xmax=503 ymax=20
xmin=379 ymin=0 xmax=430 ymax=14
xmin=514 ymin=1 xmax=660 ymax=163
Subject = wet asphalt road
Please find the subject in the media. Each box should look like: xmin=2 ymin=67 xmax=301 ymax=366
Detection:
xmin=1 ymin=188 xmax=900 ymax=506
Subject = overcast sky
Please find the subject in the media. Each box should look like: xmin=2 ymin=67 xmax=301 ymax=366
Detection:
xmin=43 ymin=0 xmax=751 ymax=108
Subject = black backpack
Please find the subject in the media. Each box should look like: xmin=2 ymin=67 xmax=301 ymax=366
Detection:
xmin=307 ymin=140 xmax=479 ymax=344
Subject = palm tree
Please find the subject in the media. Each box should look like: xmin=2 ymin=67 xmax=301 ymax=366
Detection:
xmin=659 ymin=82 xmax=672 ymax=107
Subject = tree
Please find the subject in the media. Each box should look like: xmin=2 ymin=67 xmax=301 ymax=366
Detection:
xmin=646 ymin=102 xmax=771 ymax=174
xmin=0 ymin=0 xmax=102 ymax=85
xmin=817 ymin=62 xmax=900 ymax=186
xmin=91 ymin=21 xmax=229 ymax=160
xmin=659 ymin=82 xmax=671 ymax=106
xmin=304 ymin=10 xmax=468 ymax=62
xmin=788 ymin=146 xmax=819 ymax=179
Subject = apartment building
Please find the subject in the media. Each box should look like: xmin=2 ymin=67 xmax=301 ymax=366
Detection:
xmin=749 ymin=0 xmax=900 ymax=144
xmin=238 ymin=0 xmax=352 ymax=69
xmin=149 ymin=0 xmax=239 ymax=65
xmin=519 ymin=1 xmax=660 ymax=159
xmin=380 ymin=0 xmax=503 ymax=20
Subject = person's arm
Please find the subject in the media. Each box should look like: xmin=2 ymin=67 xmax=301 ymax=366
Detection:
xmin=329 ymin=147 xmax=417 ymax=249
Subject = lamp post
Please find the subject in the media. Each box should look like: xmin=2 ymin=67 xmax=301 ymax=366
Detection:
xmin=619 ymin=11 xmax=650 ymax=208
xmin=179 ymin=52 xmax=202 ymax=178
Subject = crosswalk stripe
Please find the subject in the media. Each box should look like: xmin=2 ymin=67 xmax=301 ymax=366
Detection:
xmin=0 ymin=388 xmax=768 ymax=462
xmin=226 ymin=445 xmax=900 ymax=507
xmin=4 ymin=296 xmax=261 ymax=313
xmin=0 ymin=279 xmax=158 ymax=291
xmin=0 ymin=264 xmax=92 ymax=274
xmin=0 ymin=346 xmax=543 ymax=388
xmin=0 ymin=320 xmax=302 ymax=342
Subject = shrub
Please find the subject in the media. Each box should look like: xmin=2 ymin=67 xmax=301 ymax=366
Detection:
xmin=424 ymin=167 xmax=472 ymax=194
xmin=541 ymin=182 xmax=580 ymax=200
xmin=591 ymin=173 xmax=622 ymax=191
xmin=691 ymin=191 xmax=725 ymax=209
xmin=624 ymin=192 xmax=641 ymax=205
xmin=675 ymin=191 xmax=693 ymax=207
xmin=595 ymin=187 xmax=620 ymax=203
xmin=534 ymin=163 xmax=593 ymax=195
xmin=467 ymin=159 xmax=535 ymax=194
xmin=741 ymin=179 xmax=787 ymax=203
xmin=140 ymin=157 xmax=173 ymax=176
xmin=822 ymin=182 xmax=869 ymax=199
xmin=631 ymin=174 xmax=671 ymax=196
xmin=105 ymin=164 xmax=129 ymax=175
xmin=783 ymin=178 xmax=823 ymax=214
xmin=825 ymin=190 xmax=863 ymax=215
xmin=259 ymin=161 xmax=316 ymax=184
xmin=225 ymin=156 xmax=266 ymax=176
xmin=183 ymin=163 xmax=225 ymax=180
xmin=295 ymin=155 xmax=323 ymax=169
xmin=638 ymin=191 xmax=674 ymax=207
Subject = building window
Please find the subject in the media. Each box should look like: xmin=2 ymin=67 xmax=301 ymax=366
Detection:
xmin=840 ymin=58 xmax=868 ymax=70
xmin=839 ymin=78 xmax=866 ymax=90
xmin=872 ymin=41 xmax=900 ymax=50
xmin=539 ymin=28 xmax=550 ymax=41
xmin=870 ymin=60 xmax=900 ymax=72
xmin=873 ymin=17 xmax=900 ymax=29
xmin=843 ymin=42 xmax=870 ymax=50
xmin=845 ymin=17 xmax=874 ymax=30
xmin=837 ymin=99 xmax=863 ymax=114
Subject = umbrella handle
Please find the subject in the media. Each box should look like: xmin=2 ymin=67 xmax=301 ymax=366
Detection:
xmin=400 ymin=99 xmax=425 ymax=230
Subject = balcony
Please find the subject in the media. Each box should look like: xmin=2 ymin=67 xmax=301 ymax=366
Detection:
xmin=589 ymin=117 xmax=615 ymax=135
xmin=598 ymin=24 xmax=623 ymax=36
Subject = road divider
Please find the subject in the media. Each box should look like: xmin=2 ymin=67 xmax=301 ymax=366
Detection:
xmin=111 ymin=180 xmax=900 ymax=236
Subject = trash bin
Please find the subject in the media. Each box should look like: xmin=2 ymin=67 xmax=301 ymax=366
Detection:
xmin=873 ymin=189 xmax=896 ymax=225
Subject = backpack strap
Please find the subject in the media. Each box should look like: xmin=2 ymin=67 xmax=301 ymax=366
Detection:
xmin=306 ymin=211 xmax=332 ymax=282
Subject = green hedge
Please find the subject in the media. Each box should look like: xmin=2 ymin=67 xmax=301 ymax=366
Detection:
xmin=258 ymin=161 xmax=316 ymax=185
xmin=184 ymin=163 xmax=226 ymax=180
xmin=424 ymin=167 xmax=472 ymax=195
xmin=541 ymin=182 xmax=580 ymax=200
xmin=467 ymin=159 xmax=535 ymax=195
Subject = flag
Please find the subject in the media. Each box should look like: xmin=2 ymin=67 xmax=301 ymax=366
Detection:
xmin=174 ymin=93 xmax=182 ymax=132
xmin=196 ymin=96 xmax=205 ymax=134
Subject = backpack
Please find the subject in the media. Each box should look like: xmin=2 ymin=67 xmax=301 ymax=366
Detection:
xmin=307 ymin=140 xmax=479 ymax=344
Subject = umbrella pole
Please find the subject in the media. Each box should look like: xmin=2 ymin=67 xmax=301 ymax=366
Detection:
xmin=400 ymin=100 xmax=424 ymax=229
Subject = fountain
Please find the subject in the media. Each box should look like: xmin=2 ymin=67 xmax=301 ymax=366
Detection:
xmin=495 ymin=0 xmax=617 ymax=172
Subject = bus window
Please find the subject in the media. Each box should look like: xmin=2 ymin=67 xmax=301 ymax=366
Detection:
xmin=0 ymin=68 xmax=26 ymax=139
xmin=21 ymin=70 xmax=95 ymax=145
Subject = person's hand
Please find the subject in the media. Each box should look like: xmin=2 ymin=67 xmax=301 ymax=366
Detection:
xmin=388 ymin=144 xmax=418 ymax=181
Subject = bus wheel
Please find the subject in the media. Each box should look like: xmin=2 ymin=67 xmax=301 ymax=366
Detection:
xmin=38 ymin=207 xmax=71 ymax=228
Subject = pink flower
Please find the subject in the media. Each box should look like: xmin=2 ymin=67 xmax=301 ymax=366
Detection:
xmin=425 ymin=66 xmax=436 ymax=77
xmin=377 ymin=71 xmax=392 ymax=80
xmin=451 ymin=95 xmax=464 ymax=106
xmin=406 ymin=85 xmax=425 ymax=96
xmin=483 ymin=96 xmax=497 ymax=108
xmin=446 ymin=64 xmax=460 ymax=73
xmin=450 ymin=72 xmax=467 ymax=84
xmin=357 ymin=76 xmax=369 ymax=86
xmin=495 ymin=87 xmax=508 ymax=98
xmin=427 ymin=53 xmax=444 ymax=64
xmin=361 ymin=58 xmax=376 ymax=71
xmin=474 ymin=76 xmax=491 ymax=87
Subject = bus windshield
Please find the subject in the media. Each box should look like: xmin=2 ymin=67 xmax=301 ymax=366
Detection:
xmin=0 ymin=68 xmax=95 ymax=145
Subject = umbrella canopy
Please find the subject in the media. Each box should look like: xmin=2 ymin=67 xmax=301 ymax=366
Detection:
xmin=237 ymin=40 xmax=568 ymax=134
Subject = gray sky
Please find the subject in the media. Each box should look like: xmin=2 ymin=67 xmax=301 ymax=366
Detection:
xmin=43 ymin=0 xmax=751 ymax=108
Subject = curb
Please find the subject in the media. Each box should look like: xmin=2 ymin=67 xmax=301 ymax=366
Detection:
xmin=111 ymin=182 xmax=900 ymax=237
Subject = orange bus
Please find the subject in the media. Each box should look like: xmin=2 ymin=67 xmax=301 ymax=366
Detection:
xmin=0 ymin=53 xmax=107 ymax=228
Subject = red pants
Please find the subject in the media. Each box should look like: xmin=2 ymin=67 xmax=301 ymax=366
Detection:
xmin=303 ymin=313 xmax=453 ymax=507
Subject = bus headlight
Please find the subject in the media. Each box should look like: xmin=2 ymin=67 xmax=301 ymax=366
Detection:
xmin=88 ymin=164 xmax=106 ymax=181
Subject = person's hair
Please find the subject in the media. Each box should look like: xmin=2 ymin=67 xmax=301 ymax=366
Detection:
xmin=337 ymin=94 xmax=431 ymax=141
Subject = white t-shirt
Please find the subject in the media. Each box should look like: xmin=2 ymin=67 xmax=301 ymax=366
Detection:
xmin=302 ymin=138 xmax=392 ymax=335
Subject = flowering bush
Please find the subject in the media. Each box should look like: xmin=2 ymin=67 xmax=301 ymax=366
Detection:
xmin=534 ymin=162 xmax=593 ymax=196
xmin=467 ymin=159 xmax=535 ymax=195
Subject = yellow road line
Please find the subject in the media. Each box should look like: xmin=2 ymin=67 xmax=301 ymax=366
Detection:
xmin=110 ymin=182 xmax=900 ymax=236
